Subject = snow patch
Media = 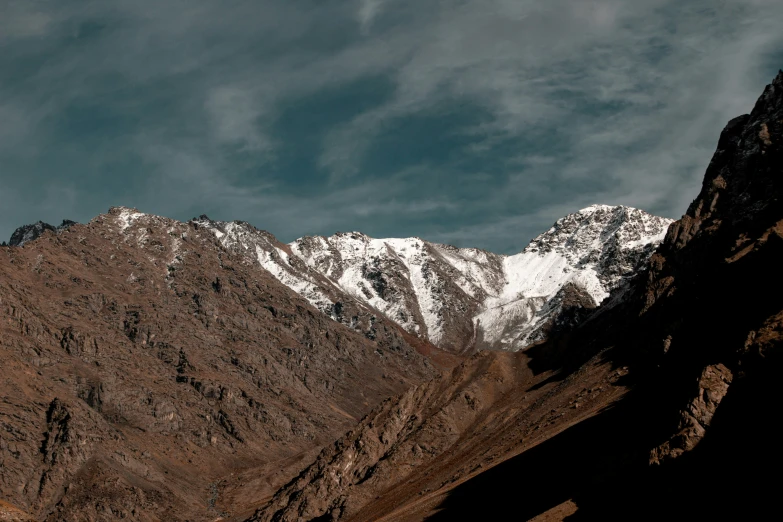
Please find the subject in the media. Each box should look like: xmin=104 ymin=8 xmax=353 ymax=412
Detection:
xmin=116 ymin=208 xmax=144 ymax=231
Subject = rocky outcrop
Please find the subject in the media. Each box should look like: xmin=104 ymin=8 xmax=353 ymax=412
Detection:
xmin=649 ymin=363 xmax=733 ymax=464
xmin=37 ymin=399 xmax=94 ymax=511
xmin=8 ymin=220 xmax=76 ymax=247
xmin=0 ymin=500 xmax=34 ymax=521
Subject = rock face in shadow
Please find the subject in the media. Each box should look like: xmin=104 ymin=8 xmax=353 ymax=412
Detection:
xmin=649 ymin=363 xmax=733 ymax=464
xmin=0 ymin=208 xmax=438 ymax=520
xmin=246 ymin=71 xmax=783 ymax=521
xmin=249 ymin=349 xmax=629 ymax=522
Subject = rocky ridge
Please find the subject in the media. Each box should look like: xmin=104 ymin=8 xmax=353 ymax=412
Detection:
xmin=188 ymin=216 xmax=461 ymax=369
xmin=475 ymin=204 xmax=671 ymax=349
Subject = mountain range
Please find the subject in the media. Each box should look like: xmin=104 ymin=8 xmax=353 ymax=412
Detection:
xmin=0 ymin=70 xmax=780 ymax=521
xmin=10 ymin=204 xmax=672 ymax=355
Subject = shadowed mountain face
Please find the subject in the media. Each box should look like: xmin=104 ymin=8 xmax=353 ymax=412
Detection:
xmin=0 ymin=209 xmax=438 ymax=521
xmin=246 ymin=71 xmax=783 ymax=521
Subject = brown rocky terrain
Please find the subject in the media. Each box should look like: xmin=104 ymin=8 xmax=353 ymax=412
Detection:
xmin=247 ymin=71 xmax=783 ymax=520
xmin=0 ymin=208 xmax=444 ymax=520
xmin=250 ymin=348 xmax=629 ymax=521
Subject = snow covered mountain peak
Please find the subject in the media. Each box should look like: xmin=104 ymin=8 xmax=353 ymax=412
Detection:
xmin=578 ymin=203 xmax=618 ymax=213
xmin=478 ymin=205 xmax=673 ymax=349
xmin=193 ymin=204 xmax=672 ymax=353
xmin=525 ymin=205 xmax=671 ymax=256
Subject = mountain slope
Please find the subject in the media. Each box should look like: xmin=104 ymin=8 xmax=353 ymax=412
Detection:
xmin=247 ymin=71 xmax=783 ymax=522
xmin=187 ymin=216 xmax=462 ymax=370
xmin=0 ymin=208 xmax=438 ymax=521
xmin=196 ymin=206 xmax=671 ymax=354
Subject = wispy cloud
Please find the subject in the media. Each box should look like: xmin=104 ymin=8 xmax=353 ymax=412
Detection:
xmin=0 ymin=0 xmax=781 ymax=252
xmin=357 ymin=0 xmax=389 ymax=34
xmin=0 ymin=3 xmax=52 ymax=40
xmin=205 ymin=86 xmax=278 ymax=154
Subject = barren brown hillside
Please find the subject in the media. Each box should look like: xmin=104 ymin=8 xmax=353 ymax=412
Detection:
xmin=0 ymin=208 xmax=441 ymax=521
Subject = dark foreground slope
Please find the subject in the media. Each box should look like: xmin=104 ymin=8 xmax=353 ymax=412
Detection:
xmin=0 ymin=209 xmax=439 ymax=521
xmin=248 ymin=71 xmax=783 ymax=521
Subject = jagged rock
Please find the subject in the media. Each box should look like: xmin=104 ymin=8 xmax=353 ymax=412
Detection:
xmin=650 ymin=363 xmax=733 ymax=464
xmin=37 ymin=399 xmax=93 ymax=511
xmin=9 ymin=222 xmax=56 ymax=247
xmin=8 ymin=220 xmax=76 ymax=247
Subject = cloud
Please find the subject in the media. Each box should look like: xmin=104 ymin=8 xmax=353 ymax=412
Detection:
xmin=205 ymin=86 xmax=277 ymax=154
xmin=0 ymin=0 xmax=782 ymax=252
xmin=320 ymin=0 xmax=780 ymax=166
xmin=0 ymin=2 xmax=52 ymax=40
xmin=0 ymin=104 xmax=34 ymax=149
xmin=357 ymin=0 xmax=389 ymax=34
xmin=316 ymin=0 xmax=783 ymax=234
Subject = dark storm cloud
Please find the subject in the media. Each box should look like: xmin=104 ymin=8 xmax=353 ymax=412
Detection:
xmin=1 ymin=0 xmax=781 ymax=252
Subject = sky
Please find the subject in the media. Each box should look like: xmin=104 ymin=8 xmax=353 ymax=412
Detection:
xmin=1 ymin=0 xmax=782 ymax=253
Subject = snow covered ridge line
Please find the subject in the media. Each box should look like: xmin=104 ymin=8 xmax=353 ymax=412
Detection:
xmin=188 ymin=215 xmax=348 ymax=320
xmin=190 ymin=204 xmax=673 ymax=353
xmin=9 ymin=205 xmax=667 ymax=352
